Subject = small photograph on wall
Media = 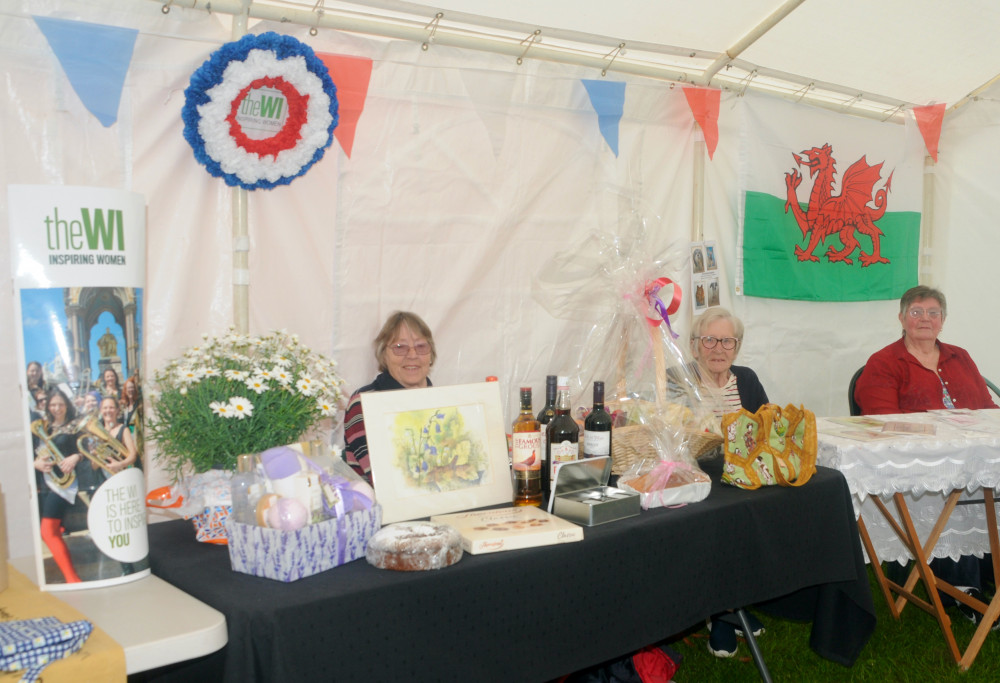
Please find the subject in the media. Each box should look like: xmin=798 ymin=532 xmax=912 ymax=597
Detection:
xmin=690 ymin=240 xmax=721 ymax=313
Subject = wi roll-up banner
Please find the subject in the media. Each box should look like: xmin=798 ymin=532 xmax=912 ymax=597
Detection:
xmin=9 ymin=184 xmax=149 ymax=590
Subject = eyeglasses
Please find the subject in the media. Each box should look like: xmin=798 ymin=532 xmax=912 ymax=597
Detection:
xmin=699 ymin=336 xmax=739 ymax=350
xmin=907 ymin=308 xmax=943 ymax=320
xmin=389 ymin=342 xmax=431 ymax=357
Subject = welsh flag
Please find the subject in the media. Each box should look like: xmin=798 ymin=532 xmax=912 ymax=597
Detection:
xmin=738 ymin=95 xmax=924 ymax=301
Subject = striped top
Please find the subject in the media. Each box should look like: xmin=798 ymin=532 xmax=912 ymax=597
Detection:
xmin=703 ymin=373 xmax=743 ymax=418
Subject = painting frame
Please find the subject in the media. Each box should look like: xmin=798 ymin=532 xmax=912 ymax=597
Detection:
xmin=362 ymin=381 xmax=513 ymax=524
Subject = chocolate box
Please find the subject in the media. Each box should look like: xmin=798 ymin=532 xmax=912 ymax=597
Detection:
xmin=548 ymin=456 xmax=640 ymax=526
xmin=226 ymin=504 xmax=382 ymax=582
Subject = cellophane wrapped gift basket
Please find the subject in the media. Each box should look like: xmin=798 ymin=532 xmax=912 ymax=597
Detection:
xmin=533 ymin=208 xmax=717 ymax=508
xmin=225 ymin=442 xmax=381 ymax=581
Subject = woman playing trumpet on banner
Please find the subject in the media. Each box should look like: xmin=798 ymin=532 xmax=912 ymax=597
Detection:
xmin=84 ymin=396 xmax=139 ymax=478
xmin=32 ymin=387 xmax=95 ymax=584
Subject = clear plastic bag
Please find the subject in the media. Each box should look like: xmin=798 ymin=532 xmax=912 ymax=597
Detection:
xmin=533 ymin=206 xmax=716 ymax=471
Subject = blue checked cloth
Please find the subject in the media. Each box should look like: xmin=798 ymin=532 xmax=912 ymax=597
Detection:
xmin=0 ymin=617 xmax=93 ymax=682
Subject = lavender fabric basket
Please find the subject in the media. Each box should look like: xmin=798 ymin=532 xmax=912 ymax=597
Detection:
xmin=226 ymin=504 xmax=382 ymax=581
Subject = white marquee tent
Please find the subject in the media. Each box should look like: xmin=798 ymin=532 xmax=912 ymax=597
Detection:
xmin=3 ymin=0 xmax=1000 ymax=558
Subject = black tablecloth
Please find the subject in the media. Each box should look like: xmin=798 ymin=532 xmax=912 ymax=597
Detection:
xmin=146 ymin=460 xmax=875 ymax=682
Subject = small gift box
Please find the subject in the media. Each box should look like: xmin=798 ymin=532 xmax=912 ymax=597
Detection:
xmin=227 ymin=504 xmax=382 ymax=581
xmin=548 ymin=456 xmax=640 ymax=526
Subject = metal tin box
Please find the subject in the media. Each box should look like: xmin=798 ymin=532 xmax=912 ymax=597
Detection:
xmin=547 ymin=456 xmax=640 ymax=526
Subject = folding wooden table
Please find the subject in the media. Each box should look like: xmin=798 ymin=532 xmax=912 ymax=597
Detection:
xmin=818 ymin=411 xmax=1000 ymax=670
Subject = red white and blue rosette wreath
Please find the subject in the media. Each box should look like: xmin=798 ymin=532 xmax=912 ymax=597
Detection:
xmin=182 ymin=32 xmax=338 ymax=191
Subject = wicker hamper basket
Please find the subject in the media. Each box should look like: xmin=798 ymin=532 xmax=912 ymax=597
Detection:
xmin=607 ymin=328 xmax=721 ymax=475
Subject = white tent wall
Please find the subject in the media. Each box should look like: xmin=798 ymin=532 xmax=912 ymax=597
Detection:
xmin=0 ymin=0 xmax=997 ymax=560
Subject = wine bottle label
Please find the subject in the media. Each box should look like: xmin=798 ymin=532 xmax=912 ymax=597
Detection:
xmin=583 ymin=431 xmax=611 ymax=457
xmin=551 ymin=440 xmax=578 ymax=462
xmin=512 ymin=431 xmax=542 ymax=471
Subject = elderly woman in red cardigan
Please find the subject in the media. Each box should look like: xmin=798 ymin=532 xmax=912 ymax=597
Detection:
xmin=855 ymin=284 xmax=998 ymax=627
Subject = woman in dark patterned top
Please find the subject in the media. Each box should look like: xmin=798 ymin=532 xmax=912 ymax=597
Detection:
xmin=343 ymin=311 xmax=436 ymax=484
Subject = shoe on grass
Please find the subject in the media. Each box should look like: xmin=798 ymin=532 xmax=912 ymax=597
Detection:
xmin=956 ymin=587 xmax=1000 ymax=631
xmin=734 ymin=611 xmax=765 ymax=638
xmin=707 ymin=617 xmax=738 ymax=658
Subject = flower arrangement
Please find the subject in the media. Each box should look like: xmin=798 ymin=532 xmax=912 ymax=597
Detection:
xmin=149 ymin=329 xmax=345 ymax=477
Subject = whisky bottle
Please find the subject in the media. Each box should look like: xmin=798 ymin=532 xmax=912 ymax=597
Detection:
xmin=511 ymin=387 xmax=543 ymax=506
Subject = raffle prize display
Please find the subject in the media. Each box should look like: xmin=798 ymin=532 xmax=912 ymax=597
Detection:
xmin=225 ymin=443 xmax=380 ymax=582
xmin=533 ymin=213 xmax=718 ymax=509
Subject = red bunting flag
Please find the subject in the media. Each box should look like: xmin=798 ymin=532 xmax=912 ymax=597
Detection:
xmin=316 ymin=53 xmax=374 ymax=159
xmin=682 ymin=87 xmax=721 ymax=160
xmin=913 ymin=103 xmax=946 ymax=162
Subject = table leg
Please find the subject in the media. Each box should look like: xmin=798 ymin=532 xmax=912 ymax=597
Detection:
xmin=856 ymin=516 xmax=900 ymax=619
xmin=958 ymin=488 xmax=1000 ymax=671
xmin=890 ymin=492 xmax=962 ymax=663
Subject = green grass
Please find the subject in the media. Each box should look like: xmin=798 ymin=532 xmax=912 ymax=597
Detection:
xmin=667 ymin=566 xmax=1000 ymax=682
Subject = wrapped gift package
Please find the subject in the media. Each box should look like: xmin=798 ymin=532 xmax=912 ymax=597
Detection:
xmin=548 ymin=456 xmax=640 ymax=526
xmin=227 ymin=504 xmax=382 ymax=581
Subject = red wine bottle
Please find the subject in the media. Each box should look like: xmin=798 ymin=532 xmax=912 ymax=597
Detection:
xmin=545 ymin=376 xmax=579 ymax=494
xmin=583 ymin=381 xmax=612 ymax=459
xmin=536 ymin=375 xmax=557 ymax=495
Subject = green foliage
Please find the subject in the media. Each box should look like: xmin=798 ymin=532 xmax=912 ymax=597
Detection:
xmin=147 ymin=329 xmax=345 ymax=478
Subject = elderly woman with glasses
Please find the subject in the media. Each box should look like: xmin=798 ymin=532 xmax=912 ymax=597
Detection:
xmin=689 ymin=306 xmax=769 ymax=418
xmin=854 ymin=285 xmax=997 ymax=414
xmin=342 ymin=311 xmax=437 ymax=483
xmin=689 ymin=306 xmax=771 ymax=656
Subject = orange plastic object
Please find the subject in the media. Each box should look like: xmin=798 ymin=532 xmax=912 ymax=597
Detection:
xmin=146 ymin=485 xmax=183 ymax=509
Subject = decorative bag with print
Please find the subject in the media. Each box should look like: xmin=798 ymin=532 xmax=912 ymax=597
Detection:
xmin=721 ymin=403 xmax=817 ymax=489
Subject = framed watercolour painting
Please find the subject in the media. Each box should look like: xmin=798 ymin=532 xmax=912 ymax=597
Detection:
xmin=362 ymin=382 xmax=513 ymax=523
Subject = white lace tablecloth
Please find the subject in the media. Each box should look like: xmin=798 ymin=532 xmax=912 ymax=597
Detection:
xmin=817 ymin=410 xmax=1000 ymax=564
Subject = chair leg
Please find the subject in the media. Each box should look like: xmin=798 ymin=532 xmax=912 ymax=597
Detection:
xmin=735 ymin=608 xmax=772 ymax=683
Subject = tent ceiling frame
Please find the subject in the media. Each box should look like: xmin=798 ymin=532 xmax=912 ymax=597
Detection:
xmin=157 ymin=0 xmax=913 ymax=122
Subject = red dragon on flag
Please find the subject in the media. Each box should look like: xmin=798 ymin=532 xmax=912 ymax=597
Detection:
xmin=783 ymin=143 xmax=893 ymax=267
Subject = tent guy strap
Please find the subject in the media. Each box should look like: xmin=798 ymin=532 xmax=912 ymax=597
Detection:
xmin=155 ymin=0 xmax=912 ymax=123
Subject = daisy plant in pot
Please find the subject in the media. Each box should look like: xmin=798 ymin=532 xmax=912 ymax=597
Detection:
xmin=149 ymin=329 xmax=345 ymax=478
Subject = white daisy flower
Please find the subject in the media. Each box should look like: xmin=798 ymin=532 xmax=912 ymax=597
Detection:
xmin=201 ymin=367 xmax=221 ymax=378
xmin=317 ymin=397 xmax=336 ymax=416
xmin=296 ymin=375 xmax=323 ymax=396
xmin=177 ymin=367 xmax=204 ymax=384
xmin=228 ymin=397 xmax=254 ymax=419
xmin=271 ymin=354 xmax=293 ymax=368
xmin=209 ymin=400 xmax=230 ymax=417
xmin=245 ymin=377 xmax=269 ymax=394
xmin=224 ymin=369 xmax=250 ymax=381
xmin=272 ymin=367 xmax=293 ymax=385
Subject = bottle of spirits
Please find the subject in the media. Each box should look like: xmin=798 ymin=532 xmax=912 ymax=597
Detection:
xmin=583 ymin=381 xmax=613 ymax=459
xmin=511 ymin=387 xmax=543 ymax=507
xmin=536 ymin=375 xmax=557 ymax=495
xmin=546 ymin=376 xmax=579 ymax=496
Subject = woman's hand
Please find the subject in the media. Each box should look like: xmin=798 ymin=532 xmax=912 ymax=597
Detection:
xmin=34 ymin=454 xmax=53 ymax=473
xmin=58 ymin=453 xmax=82 ymax=474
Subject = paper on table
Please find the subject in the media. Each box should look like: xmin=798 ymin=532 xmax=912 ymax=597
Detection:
xmin=881 ymin=421 xmax=937 ymax=435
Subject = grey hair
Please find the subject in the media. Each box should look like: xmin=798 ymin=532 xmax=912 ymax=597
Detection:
xmin=899 ymin=285 xmax=947 ymax=317
xmin=689 ymin=306 xmax=745 ymax=354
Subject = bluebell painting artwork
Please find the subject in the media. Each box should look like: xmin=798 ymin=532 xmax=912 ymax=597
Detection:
xmin=389 ymin=404 xmax=491 ymax=492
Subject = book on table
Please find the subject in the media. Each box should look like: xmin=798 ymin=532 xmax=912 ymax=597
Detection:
xmin=430 ymin=505 xmax=583 ymax=554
